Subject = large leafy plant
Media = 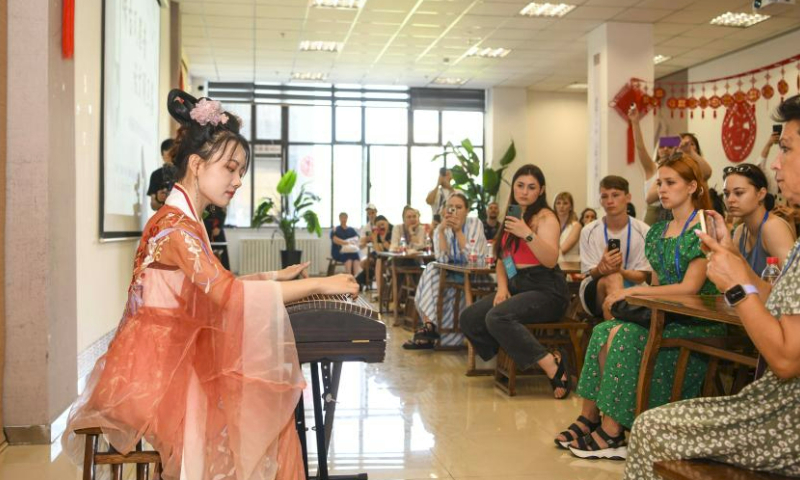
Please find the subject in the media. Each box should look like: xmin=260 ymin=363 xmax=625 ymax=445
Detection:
xmin=434 ymin=139 xmax=516 ymax=221
xmin=252 ymin=170 xmax=322 ymax=251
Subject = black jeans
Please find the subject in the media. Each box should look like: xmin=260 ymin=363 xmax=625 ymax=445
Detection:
xmin=460 ymin=266 xmax=569 ymax=370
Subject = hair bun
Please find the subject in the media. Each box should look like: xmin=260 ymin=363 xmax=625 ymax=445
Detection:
xmin=168 ymin=89 xmax=199 ymax=125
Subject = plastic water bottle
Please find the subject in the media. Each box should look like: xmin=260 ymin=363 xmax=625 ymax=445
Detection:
xmin=424 ymin=236 xmax=432 ymax=255
xmin=467 ymin=239 xmax=479 ymax=265
xmin=399 ymin=237 xmax=407 ymax=255
xmin=761 ymin=256 xmax=781 ymax=285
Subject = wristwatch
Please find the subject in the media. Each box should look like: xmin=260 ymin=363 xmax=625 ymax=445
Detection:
xmin=723 ymin=284 xmax=758 ymax=307
xmin=524 ymin=233 xmax=534 ymax=243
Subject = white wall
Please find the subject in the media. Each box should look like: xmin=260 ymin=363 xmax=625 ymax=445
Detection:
xmin=687 ymin=28 xmax=800 ymax=193
xmin=525 ymin=91 xmax=589 ymax=213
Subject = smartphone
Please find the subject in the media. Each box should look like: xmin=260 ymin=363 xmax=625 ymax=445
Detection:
xmin=433 ymin=214 xmax=441 ymax=222
xmin=439 ymin=167 xmax=448 ymax=176
xmin=699 ymin=210 xmax=716 ymax=254
xmin=607 ymin=238 xmax=621 ymax=252
xmin=659 ymin=136 xmax=682 ymax=148
xmin=773 ymin=124 xmax=783 ymax=135
xmin=507 ymin=204 xmax=523 ymax=219
xmin=446 ymin=206 xmax=456 ymax=215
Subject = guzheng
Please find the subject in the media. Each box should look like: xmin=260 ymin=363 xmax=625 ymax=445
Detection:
xmin=285 ymin=293 xmax=386 ymax=364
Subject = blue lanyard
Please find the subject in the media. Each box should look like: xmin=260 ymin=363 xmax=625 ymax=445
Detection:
xmin=604 ymin=218 xmax=632 ymax=270
xmin=659 ymin=210 xmax=698 ymax=283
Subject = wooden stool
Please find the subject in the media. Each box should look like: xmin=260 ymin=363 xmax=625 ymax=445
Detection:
xmin=76 ymin=427 xmax=162 ymax=480
xmin=326 ymin=257 xmax=347 ymax=276
xmin=654 ymin=459 xmax=795 ymax=480
xmin=494 ymin=317 xmax=590 ymax=396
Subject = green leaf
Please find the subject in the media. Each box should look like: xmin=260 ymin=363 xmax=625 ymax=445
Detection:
xmin=303 ymin=210 xmax=323 ymax=237
xmin=460 ymin=138 xmax=474 ymax=153
xmin=498 ymin=141 xmax=516 ymax=166
xmin=277 ymin=170 xmax=297 ymax=195
xmin=483 ymin=169 xmax=500 ymax=195
xmin=451 ymin=166 xmax=470 ymax=185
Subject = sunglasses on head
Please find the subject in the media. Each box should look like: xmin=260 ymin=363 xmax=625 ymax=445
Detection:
xmin=657 ymin=151 xmax=684 ymax=165
xmin=722 ymin=164 xmax=759 ymax=178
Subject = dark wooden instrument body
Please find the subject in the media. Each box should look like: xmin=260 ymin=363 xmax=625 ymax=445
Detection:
xmin=286 ymin=294 xmax=386 ymax=364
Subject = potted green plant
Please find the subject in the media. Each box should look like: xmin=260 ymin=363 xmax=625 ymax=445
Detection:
xmin=433 ymin=139 xmax=516 ymax=221
xmin=252 ymin=170 xmax=323 ymax=268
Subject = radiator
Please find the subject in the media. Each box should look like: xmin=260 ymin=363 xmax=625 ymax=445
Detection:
xmin=239 ymin=238 xmax=331 ymax=276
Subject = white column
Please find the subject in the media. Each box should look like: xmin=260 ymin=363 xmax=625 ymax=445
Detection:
xmin=586 ymin=22 xmax=654 ymax=211
xmin=486 ymin=87 xmax=529 ymax=209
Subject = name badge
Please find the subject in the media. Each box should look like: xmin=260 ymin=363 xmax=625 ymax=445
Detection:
xmin=503 ymin=255 xmax=518 ymax=279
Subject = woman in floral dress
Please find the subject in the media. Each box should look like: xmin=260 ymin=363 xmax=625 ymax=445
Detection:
xmin=555 ymin=153 xmax=726 ymax=460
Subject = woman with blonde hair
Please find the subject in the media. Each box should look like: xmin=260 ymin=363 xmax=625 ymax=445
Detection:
xmin=555 ymin=191 xmax=581 ymax=263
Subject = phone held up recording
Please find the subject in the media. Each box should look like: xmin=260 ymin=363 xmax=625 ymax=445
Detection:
xmin=507 ymin=204 xmax=523 ymax=219
xmin=698 ymin=210 xmax=715 ymax=255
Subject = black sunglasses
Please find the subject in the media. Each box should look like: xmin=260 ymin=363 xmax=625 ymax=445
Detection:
xmin=722 ymin=164 xmax=759 ymax=178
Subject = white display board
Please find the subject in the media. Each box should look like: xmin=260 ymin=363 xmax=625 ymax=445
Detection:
xmin=100 ymin=0 xmax=161 ymax=238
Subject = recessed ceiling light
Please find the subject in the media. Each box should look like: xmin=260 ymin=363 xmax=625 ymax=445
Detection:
xmin=310 ymin=0 xmax=363 ymax=9
xmin=292 ymin=72 xmax=328 ymax=81
xmin=519 ymin=2 xmax=576 ymax=17
xmin=299 ymin=40 xmax=342 ymax=52
xmin=709 ymin=11 xmax=770 ymax=27
xmin=653 ymin=54 xmax=671 ymax=65
xmin=566 ymin=83 xmax=587 ymax=90
xmin=433 ymin=77 xmax=467 ymax=86
xmin=466 ymin=46 xmax=511 ymax=58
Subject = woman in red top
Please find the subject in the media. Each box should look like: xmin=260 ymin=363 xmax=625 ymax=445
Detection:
xmin=460 ymin=164 xmax=571 ymax=398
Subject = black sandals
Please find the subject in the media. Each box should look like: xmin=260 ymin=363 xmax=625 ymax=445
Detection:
xmin=554 ymin=415 xmax=601 ymax=449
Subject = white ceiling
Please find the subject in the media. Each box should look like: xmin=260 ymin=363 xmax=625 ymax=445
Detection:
xmin=178 ymin=0 xmax=800 ymax=91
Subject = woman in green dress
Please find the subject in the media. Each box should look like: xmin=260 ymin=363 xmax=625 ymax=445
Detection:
xmin=623 ymin=96 xmax=800 ymax=478
xmin=554 ymin=153 xmax=726 ymax=460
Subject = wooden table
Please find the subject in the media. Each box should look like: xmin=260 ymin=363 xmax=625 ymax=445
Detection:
xmin=431 ymin=262 xmax=496 ymax=375
xmin=375 ymin=251 xmax=434 ymax=319
xmin=626 ymin=294 xmax=755 ymax=415
xmin=559 ymin=261 xmax=581 ymax=275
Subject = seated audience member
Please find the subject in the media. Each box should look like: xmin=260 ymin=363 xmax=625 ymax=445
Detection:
xmin=357 ymin=215 xmax=392 ymax=290
xmin=629 ymin=108 xmax=712 ymax=225
xmin=555 ymin=191 xmax=581 ymax=263
xmin=579 ymin=207 xmax=597 ymax=226
xmin=147 ymin=138 xmax=176 ymax=211
xmin=624 ymin=95 xmax=800 ymax=479
xmin=330 ymin=212 xmax=361 ymax=276
xmin=390 ymin=206 xmax=426 ymax=251
xmin=579 ymin=176 xmax=651 ymax=320
xmin=723 ymin=163 xmax=795 ymax=272
xmin=556 ymin=154 xmax=726 ymax=460
xmin=483 ymin=201 xmax=500 ymax=240
xmin=459 ymin=165 xmax=570 ymax=398
xmin=406 ymin=192 xmax=486 ymax=349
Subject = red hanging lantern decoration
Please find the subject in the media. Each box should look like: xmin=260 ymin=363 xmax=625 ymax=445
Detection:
xmin=710 ymin=83 xmax=721 ymax=119
xmin=609 ymin=79 xmax=649 ymax=165
xmin=722 ymin=101 xmax=757 ymax=163
xmin=699 ymin=84 xmax=708 ymax=119
xmin=778 ymin=67 xmax=789 ymax=102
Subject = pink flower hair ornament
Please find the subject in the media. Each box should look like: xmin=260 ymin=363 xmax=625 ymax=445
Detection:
xmin=189 ymin=98 xmax=230 ymax=127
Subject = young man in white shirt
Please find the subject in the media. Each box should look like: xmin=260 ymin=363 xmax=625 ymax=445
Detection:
xmin=579 ymin=176 xmax=652 ymax=319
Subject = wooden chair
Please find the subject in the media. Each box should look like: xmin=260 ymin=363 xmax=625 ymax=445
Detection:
xmin=76 ymin=427 xmax=162 ymax=480
xmin=493 ymin=315 xmax=591 ymax=396
xmin=654 ymin=460 xmax=795 ymax=480
xmin=326 ymin=257 xmax=347 ymax=276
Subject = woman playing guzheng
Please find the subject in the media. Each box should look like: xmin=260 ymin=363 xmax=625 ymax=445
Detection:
xmin=62 ymin=89 xmax=359 ymax=480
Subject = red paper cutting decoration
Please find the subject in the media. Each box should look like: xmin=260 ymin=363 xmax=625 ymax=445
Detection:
xmin=722 ymin=102 xmax=757 ymax=163
xmin=609 ymin=80 xmax=649 ymax=165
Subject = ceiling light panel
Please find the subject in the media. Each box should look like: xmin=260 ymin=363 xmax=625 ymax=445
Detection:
xmin=466 ymin=47 xmax=512 ymax=58
xmin=311 ymin=0 xmax=364 ymax=10
xmin=653 ymin=54 xmax=671 ymax=64
xmin=519 ymin=3 xmax=576 ymax=18
xmin=709 ymin=12 xmax=770 ymax=28
xmin=291 ymin=72 xmax=328 ymax=81
xmin=433 ymin=77 xmax=467 ymax=85
xmin=299 ymin=40 xmax=343 ymax=52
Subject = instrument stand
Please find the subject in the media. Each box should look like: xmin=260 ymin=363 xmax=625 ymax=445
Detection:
xmin=295 ymin=361 xmax=368 ymax=480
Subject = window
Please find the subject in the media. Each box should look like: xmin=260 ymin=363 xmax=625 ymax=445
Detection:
xmin=256 ymin=105 xmax=281 ymax=140
xmin=223 ymin=103 xmax=252 ymax=140
xmin=333 ymin=145 xmax=365 ymax=228
xmin=336 ymin=107 xmax=362 ymax=142
xmin=413 ymin=110 xmax=439 ymax=144
xmin=289 ymin=106 xmax=332 ymax=143
xmin=253 ymin=150 xmax=282 ymax=209
xmin=288 ymin=145 xmax=332 ymax=228
xmin=365 ymin=107 xmax=407 ymax=145
xmin=369 ymin=146 xmax=408 ymax=224
xmin=410 ymin=146 xmax=445 ymax=224
xmin=442 ymin=110 xmax=483 ymax=146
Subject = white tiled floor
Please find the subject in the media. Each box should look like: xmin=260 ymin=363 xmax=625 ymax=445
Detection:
xmin=0 ymin=321 xmax=625 ymax=480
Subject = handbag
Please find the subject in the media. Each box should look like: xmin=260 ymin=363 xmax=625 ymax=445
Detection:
xmin=610 ymin=300 xmax=689 ymax=328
